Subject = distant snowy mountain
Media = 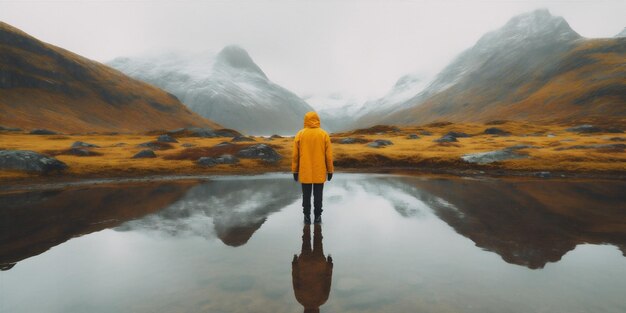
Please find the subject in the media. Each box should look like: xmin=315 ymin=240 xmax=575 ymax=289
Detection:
xmin=310 ymin=72 xmax=432 ymax=132
xmin=304 ymin=93 xmax=362 ymax=132
xmin=615 ymin=27 xmax=626 ymax=38
xmin=109 ymin=46 xmax=314 ymax=135
xmin=354 ymin=72 xmax=431 ymax=128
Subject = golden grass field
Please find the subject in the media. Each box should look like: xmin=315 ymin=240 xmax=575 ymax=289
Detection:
xmin=0 ymin=121 xmax=625 ymax=183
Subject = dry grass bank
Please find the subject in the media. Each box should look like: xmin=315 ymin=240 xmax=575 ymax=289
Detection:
xmin=0 ymin=120 xmax=625 ymax=183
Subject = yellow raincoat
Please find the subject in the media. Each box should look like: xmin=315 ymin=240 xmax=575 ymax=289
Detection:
xmin=292 ymin=112 xmax=334 ymax=184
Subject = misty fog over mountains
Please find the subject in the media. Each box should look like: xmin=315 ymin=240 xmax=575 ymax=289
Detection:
xmin=109 ymin=46 xmax=314 ymax=135
xmin=1 ymin=5 xmax=622 ymax=135
xmin=106 ymin=9 xmax=624 ymax=134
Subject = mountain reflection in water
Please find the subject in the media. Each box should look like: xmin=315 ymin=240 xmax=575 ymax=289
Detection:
xmin=0 ymin=181 xmax=196 ymax=268
xmin=1 ymin=174 xmax=624 ymax=272
xmin=115 ymin=177 xmax=300 ymax=246
xmin=409 ymin=177 xmax=626 ymax=268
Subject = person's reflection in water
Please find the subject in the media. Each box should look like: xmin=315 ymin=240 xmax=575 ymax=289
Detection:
xmin=292 ymin=224 xmax=333 ymax=313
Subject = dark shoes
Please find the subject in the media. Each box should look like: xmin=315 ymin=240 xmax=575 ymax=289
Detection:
xmin=303 ymin=213 xmax=322 ymax=224
xmin=314 ymin=215 xmax=322 ymax=224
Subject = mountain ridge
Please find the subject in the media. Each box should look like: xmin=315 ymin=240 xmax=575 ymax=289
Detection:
xmin=353 ymin=9 xmax=625 ymax=127
xmin=0 ymin=21 xmax=220 ymax=133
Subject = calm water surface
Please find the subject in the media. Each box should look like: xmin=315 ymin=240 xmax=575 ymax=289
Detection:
xmin=1 ymin=174 xmax=625 ymax=313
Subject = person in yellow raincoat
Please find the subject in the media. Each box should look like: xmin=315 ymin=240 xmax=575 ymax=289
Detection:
xmin=292 ymin=111 xmax=334 ymax=224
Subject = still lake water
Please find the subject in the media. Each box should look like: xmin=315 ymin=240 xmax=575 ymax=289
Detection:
xmin=1 ymin=173 xmax=625 ymax=313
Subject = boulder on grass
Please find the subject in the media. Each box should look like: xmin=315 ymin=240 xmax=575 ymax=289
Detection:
xmin=181 ymin=128 xmax=216 ymax=138
xmin=157 ymin=134 xmax=178 ymax=143
xmin=215 ymin=142 xmax=234 ymax=147
xmin=338 ymin=137 xmax=368 ymax=144
xmin=0 ymin=150 xmax=67 ymax=173
xmin=461 ymin=147 xmax=530 ymax=164
xmin=68 ymin=148 xmax=96 ymax=156
xmin=444 ymin=131 xmax=471 ymax=138
xmin=236 ymin=144 xmax=282 ymax=163
xmin=137 ymin=141 xmax=172 ymax=150
xmin=367 ymin=139 xmax=393 ymax=148
xmin=407 ymin=134 xmax=420 ymax=139
xmin=196 ymin=154 xmax=240 ymax=167
xmin=231 ymin=136 xmax=256 ymax=142
xmin=484 ymin=127 xmax=511 ymax=136
xmin=132 ymin=150 xmax=156 ymax=159
xmin=29 ymin=129 xmax=57 ymax=135
xmin=216 ymin=154 xmax=239 ymax=164
xmin=566 ymin=125 xmax=601 ymax=133
xmin=72 ymin=141 xmax=99 ymax=148
xmin=434 ymin=135 xmax=458 ymax=143
xmin=196 ymin=157 xmax=218 ymax=167
xmin=0 ymin=126 xmax=21 ymax=132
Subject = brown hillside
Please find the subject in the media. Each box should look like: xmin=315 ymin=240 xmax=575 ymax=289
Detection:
xmin=385 ymin=38 xmax=626 ymax=125
xmin=0 ymin=21 xmax=221 ymax=133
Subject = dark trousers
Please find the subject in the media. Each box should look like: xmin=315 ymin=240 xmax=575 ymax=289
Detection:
xmin=301 ymin=183 xmax=324 ymax=216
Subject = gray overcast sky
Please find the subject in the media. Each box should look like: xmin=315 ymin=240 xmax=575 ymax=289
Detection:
xmin=1 ymin=0 xmax=624 ymax=105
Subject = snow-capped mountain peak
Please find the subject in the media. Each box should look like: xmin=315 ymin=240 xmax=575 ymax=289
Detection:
xmin=109 ymin=46 xmax=313 ymax=135
xmin=477 ymin=9 xmax=580 ymax=48
xmin=215 ymin=45 xmax=268 ymax=79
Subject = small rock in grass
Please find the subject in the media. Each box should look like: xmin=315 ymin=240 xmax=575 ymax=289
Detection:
xmin=566 ymin=125 xmax=602 ymax=133
xmin=132 ymin=150 xmax=156 ymax=159
xmin=231 ymin=136 xmax=256 ymax=142
xmin=339 ymin=138 xmax=367 ymax=144
xmin=434 ymin=135 xmax=458 ymax=143
xmin=137 ymin=141 xmax=172 ymax=150
xmin=196 ymin=157 xmax=218 ymax=167
xmin=197 ymin=154 xmax=240 ymax=167
xmin=216 ymin=154 xmax=239 ymax=164
xmin=215 ymin=142 xmax=234 ymax=147
xmin=72 ymin=141 xmax=99 ymax=148
xmin=484 ymin=127 xmax=511 ymax=136
xmin=157 ymin=134 xmax=178 ymax=143
xmin=461 ymin=146 xmax=530 ymax=164
xmin=0 ymin=126 xmax=22 ymax=132
xmin=444 ymin=131 xmax=471 ymax=138
xmin=236 ymin=144 xmax=282 ymax=163
xmin=367 ymin=139 xmax=393 ymax=148
xmin=68 ymin=148 xmax=95 ymax=156
xmin=29 ymin=129 xmax=57 ymax=135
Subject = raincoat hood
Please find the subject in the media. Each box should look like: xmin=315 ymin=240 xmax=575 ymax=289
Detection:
xmin=293 ymin=111 xmax=334 ymax=183
xmin=304 ymin=111 xmax=321 ymax=128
